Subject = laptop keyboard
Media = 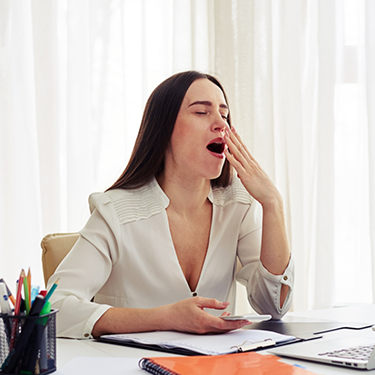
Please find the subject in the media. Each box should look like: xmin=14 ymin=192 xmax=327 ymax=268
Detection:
xmin=319 ymin=344 xmax=375 ymax=361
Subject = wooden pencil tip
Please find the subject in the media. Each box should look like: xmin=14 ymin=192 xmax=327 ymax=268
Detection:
xmin=20 ymin=269 xmax=26 ymax=277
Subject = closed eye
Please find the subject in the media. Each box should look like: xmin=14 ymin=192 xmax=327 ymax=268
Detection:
xmin=196 ymin=112 xmax=228 ymax=120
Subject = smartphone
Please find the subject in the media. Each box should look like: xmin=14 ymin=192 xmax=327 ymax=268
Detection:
xmin=220 ymin=314 xmax=272 ymax=321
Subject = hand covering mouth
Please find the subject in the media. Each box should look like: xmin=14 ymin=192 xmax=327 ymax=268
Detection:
xmin=206 ymin=139 xmax=225 ymax=154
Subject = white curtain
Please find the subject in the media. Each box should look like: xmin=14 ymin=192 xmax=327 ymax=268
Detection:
xmin=1 ymin=0 xmax=374 ymax=312
xmin=0 ymin=0 xmax=216 ymax=291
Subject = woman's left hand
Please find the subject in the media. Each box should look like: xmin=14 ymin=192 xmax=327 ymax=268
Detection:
xmin=224 ymin=127 xmax=281 ymax=207
xmin=224 ymin=126 xmax=291 ymax=300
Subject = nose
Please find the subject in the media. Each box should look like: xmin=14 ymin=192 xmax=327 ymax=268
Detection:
xmin=211 ymin=112 xmax=229 ymax=133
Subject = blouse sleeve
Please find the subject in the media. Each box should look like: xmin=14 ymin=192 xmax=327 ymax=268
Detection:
xmin=47 ymin=196 xmax=120 ymax=339
xmin=235 ymin=200 xmax=294 ymax=319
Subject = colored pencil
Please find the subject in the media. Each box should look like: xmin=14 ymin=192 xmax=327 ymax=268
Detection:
xmin=27 ymin=267 xmax=31 ymax=308
xmin=23 ymin=275 xmax=30 ymax=314
xmin=14 ymin=269 xmax=25 ymax=315
xmin=44 ymin=278 xmax=60 ymax=303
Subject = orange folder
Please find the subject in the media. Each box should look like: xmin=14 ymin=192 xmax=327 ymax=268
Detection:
xmin=139 ymin=351 xmax=317 ymax=375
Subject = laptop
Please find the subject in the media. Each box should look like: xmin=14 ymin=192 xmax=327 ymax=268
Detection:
xmin=269 ymin=336 xmax=375 ymax=370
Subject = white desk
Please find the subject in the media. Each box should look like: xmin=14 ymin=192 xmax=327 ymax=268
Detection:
xmin=56 ymin=305 xmax=375 ymax=374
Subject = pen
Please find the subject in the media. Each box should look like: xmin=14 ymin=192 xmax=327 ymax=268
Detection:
xmin=0 ymin=282 xmax=12 ymax=342
xmin=39 ymin=301 xmax=51 ymax=372
xmin=0 ymin=278 xmax=16 ymax=307
xmin=0 ymin=282 xmax=12 ymax=315
xmin=30 ymin=285 xmax=40 ymax=304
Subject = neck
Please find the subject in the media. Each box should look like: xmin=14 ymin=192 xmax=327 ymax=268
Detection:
xmin=156 ymin=172 xmax=211 ymax=217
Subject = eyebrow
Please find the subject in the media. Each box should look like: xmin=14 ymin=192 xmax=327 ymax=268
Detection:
xmin=188 ymin=101 xmax=228 ymax=110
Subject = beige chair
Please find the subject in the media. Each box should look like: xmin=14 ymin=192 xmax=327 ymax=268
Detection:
xmin=41 ymin=232 xmax=79 ymax=287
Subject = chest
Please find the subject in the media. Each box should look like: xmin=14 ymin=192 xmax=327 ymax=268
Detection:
xmin=166 ymin=203 xmax=212 ymax=291
xmin=100 ymin=204 xmax=240 ymax=308
xmin=108 ymin=202 xmax=246 ymax=297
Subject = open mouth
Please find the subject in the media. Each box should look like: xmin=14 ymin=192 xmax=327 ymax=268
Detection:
xmin=207 ymin=141 xmax=225 ymax=154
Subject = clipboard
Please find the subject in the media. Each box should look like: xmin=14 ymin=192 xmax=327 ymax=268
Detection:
xmin=98 ymin=328 xmax=296 ymax=356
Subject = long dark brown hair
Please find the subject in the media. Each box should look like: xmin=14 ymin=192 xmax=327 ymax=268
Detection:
xmin=107 ymin=70 xmax=232 ymax=191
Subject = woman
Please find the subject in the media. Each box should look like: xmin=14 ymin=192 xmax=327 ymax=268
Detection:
xmin=48 ymin=71 xmax=294 ymax=339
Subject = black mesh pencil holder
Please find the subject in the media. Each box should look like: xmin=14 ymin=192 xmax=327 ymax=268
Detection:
xmin=0 ymin=309 xmax=58 ymax=375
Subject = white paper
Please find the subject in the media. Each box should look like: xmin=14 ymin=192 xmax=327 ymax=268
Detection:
xmin=55 ymin=357 xmax=143 ymax=375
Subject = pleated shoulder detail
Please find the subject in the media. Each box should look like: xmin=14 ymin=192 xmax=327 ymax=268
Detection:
xmin=106 ymin=187 xmax=166 ymax=225
xmin=89 ymin=179 xmax=169 ymax=225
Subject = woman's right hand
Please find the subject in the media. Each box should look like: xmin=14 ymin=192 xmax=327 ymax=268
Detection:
xmin=92 ymin=297 xmax=249 ymax=337
xmin=161 ymin=297 xmax=250 ymax=334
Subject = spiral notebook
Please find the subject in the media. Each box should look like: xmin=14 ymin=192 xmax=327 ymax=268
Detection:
xmin=139 ymin=352 xmax=318 ymax=375
xmin=99 ymin=329 xmax=296 ymax=356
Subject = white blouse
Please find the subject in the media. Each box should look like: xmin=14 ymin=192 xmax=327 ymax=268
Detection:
xmin=48 ymin=177 xmax=294 ymax=339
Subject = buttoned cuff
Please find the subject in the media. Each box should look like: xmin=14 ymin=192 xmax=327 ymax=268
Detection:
xmin=82 ymin=305 xmax=113 ymax=339
xmin=258 ymin=253 xmax=294 ymax=317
